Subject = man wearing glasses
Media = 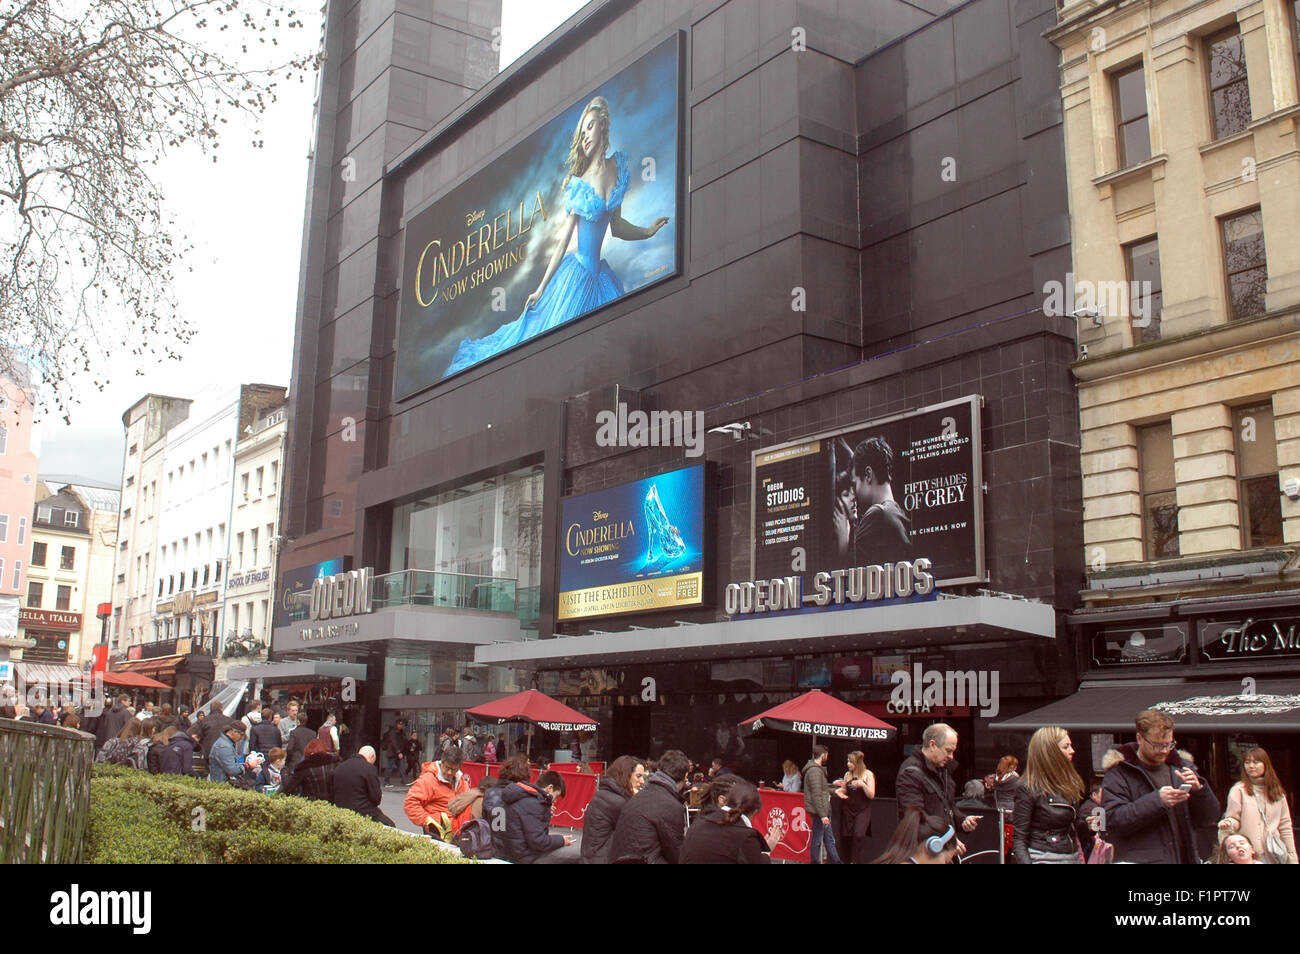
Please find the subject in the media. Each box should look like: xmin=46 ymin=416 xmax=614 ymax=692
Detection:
xmin=1102 ymin=709 xmax=1220 ymax=863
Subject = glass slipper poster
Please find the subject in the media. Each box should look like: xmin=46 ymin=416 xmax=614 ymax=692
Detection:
xmin=396 ymin=34 xmax=682 ymax=396
xmin=558 ymin=464 xmax=710 ymax=621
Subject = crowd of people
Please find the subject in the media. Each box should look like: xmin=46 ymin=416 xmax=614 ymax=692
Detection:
xmin=8 ymin=687 xmax=1294 ymax=865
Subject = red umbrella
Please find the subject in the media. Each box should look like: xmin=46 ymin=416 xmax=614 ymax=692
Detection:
xmin=739 ymin=690 xmax=895 ymax=748
xmin=465 ymin=690 xmax=597 ymax=756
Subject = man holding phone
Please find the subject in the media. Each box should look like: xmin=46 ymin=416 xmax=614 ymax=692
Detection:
xmin=1101 ymin=709 xmax=1220 ymax=863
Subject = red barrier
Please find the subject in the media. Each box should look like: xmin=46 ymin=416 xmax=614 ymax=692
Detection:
xmin=757 ymin=789 xmax=810 ymax=863
xmin=528 ymin=768 xmax=597 ymax=829
xmin=462 ymin=762 xmax=489 ymax=788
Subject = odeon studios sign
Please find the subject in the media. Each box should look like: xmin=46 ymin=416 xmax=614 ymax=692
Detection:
xmin=725 ymin=558 xmax=935 ymax=615
xmin=300 ymin=567 xmax=374 ymax=641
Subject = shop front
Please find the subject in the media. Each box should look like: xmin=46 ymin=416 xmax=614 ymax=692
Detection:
xmin=994 ymin=592 xmax=1300 ymax=800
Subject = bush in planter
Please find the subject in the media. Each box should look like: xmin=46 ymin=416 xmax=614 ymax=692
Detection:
xmin=89 ymin=765 xmax=471 ymax=864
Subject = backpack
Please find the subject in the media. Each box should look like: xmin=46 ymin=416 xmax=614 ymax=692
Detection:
xmin=454 ymin=818 xmax=495 ymax=859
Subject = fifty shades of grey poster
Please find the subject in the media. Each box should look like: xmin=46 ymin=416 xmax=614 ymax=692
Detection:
xmin=396 ymin=34 xmax=681 ymax=397
xmin=751 ymin=396 xmax=987 ymax=595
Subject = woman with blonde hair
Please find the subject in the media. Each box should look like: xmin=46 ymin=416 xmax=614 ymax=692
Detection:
xmin=1218 ymin=746 xmax=1297 ymax=864
xmin=833 ymin=750 xmax=875 ymax=863
xmin=445 ymin=96 xmax=670 ymax=375
xmin=1012 ymin=726 xmax=1090 ymax=864
xmin=780 ymin=759 xmax=802 ymax=793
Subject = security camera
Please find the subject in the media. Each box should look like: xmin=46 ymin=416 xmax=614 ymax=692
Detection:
xmin=1071 ymin=307 xmax=1103 ymax=327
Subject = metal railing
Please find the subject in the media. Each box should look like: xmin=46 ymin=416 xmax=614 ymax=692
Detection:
xmin=285 ymin=569 xmax=520 ymax=618
xmin=0 ymin=719 xmax=93 ymax=863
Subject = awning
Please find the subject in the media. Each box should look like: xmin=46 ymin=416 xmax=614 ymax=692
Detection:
xmin=474 ymin=594 xmax=1056 ymax=667
xmin=225 ymin=661 xmax=367 ymax=681
xmin=465 ymin=690 xmax=598 ymax=731
xmin=990 ymin=678 xmax=1300 ymax=734
xmin=112 ymin=654 xmax=185 ymax=679
xmin=740 ymin=690 xmax=895 ymax=742
xmin=12 ymin=662 xmax=83 ymax=684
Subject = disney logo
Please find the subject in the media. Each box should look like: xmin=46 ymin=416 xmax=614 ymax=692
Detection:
xmin=592 ymin=510 xmax=609 ymax=521
xmin=466 ymin=209 xmax=486 ymax=227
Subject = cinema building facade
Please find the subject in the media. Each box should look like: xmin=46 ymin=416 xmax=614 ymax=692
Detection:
xmin=275 ymin=0 xmax=1085 ymax=785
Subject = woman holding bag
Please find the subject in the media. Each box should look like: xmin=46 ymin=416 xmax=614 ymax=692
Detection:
xmin=1218 ymin=747 xmax=1297 ymax=864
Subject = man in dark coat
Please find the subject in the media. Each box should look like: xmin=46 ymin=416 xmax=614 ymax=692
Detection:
xmin=248 ymin=706 xmax=282 ymax=755
xmin=194 ymin=710 xmax=237 ymax=757
xmin=609 ymin=749 xmax=690 ymax=863
xmin=896 ymin=723 xmax=980 ymax=854
xmin=94 ymin=695 xmax=132 ymax=750
xmin=1101 ymin=709 xmax=1220 ymax=864
xmin=382 ymin=719 xmax=408 ymax=787
xmin=500 ymin=770 xmax=577 ymax=863
xmin=332 ymin=746 xmax=395 ymax=827
xmin=158 ymin=730 xmax=197 ymax=776
xmin=286 ymin=717 xmax=317 ymax=774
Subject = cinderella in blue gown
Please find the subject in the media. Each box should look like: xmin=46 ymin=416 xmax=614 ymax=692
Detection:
xmin=444 ymin=151 xmax=633 ymax=375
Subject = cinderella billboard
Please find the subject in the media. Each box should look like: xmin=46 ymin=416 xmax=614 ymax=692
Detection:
xmin=395 ymin=34 xmax=682 ymax=397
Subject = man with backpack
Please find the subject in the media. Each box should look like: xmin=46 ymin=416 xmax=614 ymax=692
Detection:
xmin=803 ymin=745 xmax=841 ymax=864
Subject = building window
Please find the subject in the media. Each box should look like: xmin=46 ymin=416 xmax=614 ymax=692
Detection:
xmin=270 ymin=460 xmax=278 ymax=494
xmin=236 ymin=531 xmax=244 ymax=569
xmin=1207 ymin=28 xmax=1251 ymax=139
xmin=1221 ymin=208 xmax=1267 ymax=320
xmin=56 ymin=584 xmax=70 ymax=611
xmin=1113 ymin=63 xmax=1151 ymax=167
xmin=31 ymin=541 xmax=46 ymax=567
xmin=64 ymin=510 xmax=79 ymax=528
xmin=251 ymin=528 xmax=259 ymax=565
xmin=0 ymin=425 xmax=7 ymax=455
xmin=12 ymin=561 xmax=20 ymax=589
xmin=241 ymin=473 xmax=249 ymax=500
xmin=60 ymin=546 xmax=75 ymax=571
xmin=1235 ymin=404 xmax=1282 ymax=548
xmin=126 ymin=475 xmax=134 ymax=487
xmin=16 ymin=516 xmax=24 ymax=546
xmin=215 ymin=559 xmax=223 ymax=582
xmin=1139 ymin=422 xmax=1180 ymax=560
xmin=256 ymin=466 xmax=264 ymax=498
xmin=37 ymin=504 xmax=51 ymax=522
xmin=128 ymin=443 xmax=137 ymax=455
xmin=27 ymin=581 xmax=41 ymax=607
xmin=0 ymin=513 xmax=7 ymax=543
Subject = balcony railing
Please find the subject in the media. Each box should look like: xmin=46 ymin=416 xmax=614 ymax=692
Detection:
xmin=283 ymin=569 xmax=519 ymax=620
xmin=374 ymin=569 xmax=516 ymax=613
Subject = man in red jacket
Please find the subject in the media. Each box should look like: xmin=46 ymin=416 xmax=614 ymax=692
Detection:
xmin=405 ymin=746 xmax=472 ymax=836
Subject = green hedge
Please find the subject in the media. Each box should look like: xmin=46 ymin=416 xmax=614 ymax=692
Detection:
xmin=89 ymin=765 xmax=472 ymax=864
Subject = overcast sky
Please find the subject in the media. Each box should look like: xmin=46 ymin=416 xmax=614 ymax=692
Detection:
xmin=36 ymin=0 xmax=589 ymax=487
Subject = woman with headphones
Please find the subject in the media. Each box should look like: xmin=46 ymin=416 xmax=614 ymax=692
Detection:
xmin=871 ymin=807 xmax=959 ymax=864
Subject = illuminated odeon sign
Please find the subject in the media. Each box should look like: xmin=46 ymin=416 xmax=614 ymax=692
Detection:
xmin=309 ymin=567 xmax=374 ymax=621
xmin=725 ymin=558 xmax=934 ymax=615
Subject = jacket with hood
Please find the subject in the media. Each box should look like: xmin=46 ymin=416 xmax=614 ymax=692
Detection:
xmin=608 ymin=771 xmax=687 ymax=864
xmin=581 ymin=774 xmax=631 ymax=864
xmin=895 ymin=750 xmax=966 ymax=827
xmin=681 ymin=815 xmax=771 ymax=864
xmin=501 ymin=781 xmax=566 ymax=863
xmin=802 ymin=759 xmax=831 ymax=819
xmin=158 ymin=732 xmax=196 ymax=776
xmin=404 ymin=761 xmax=472 ymax=834
xmin=1100 ymin=743 xmax=1220 ymax=864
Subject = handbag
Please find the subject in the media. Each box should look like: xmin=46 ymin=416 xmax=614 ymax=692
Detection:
xmin=1253 ymin=793 xmax=1288 ymax=863
xmin=1087 ymin=836 xmax=1114 ymax=864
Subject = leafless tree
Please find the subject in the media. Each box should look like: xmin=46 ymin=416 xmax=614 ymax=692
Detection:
xmin=0 ymin=0 xmax=316 ymax=421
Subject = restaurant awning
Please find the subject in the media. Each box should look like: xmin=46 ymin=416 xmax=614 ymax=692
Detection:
xmin=989 ymin=677 xmax=1300 ymax=734
xmin=113 ymin=654 xmax=188 ymax=680
xmin=12 ymin=662 xmax=83 ymax=684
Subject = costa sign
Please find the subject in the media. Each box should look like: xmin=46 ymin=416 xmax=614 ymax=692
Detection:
xmin=309 ymin=567 xmax=374 ymax=621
